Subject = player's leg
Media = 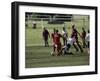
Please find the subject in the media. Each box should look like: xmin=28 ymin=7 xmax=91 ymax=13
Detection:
xmin=63 ymin=38 xmax=67 ymax=46
xmin=82 ymin=38 xmax=84 ymax=47
xmin=47 ymin=39 xmax=49 ymax=47
xmin=57 ymin=43 xmax=62 ymax=56
xmin=45 ymin=38 xmax=49 ymax=47
xmin=44 ymin=39 xmax=46 ymax=47
xmin=84 ymin=39 xmax=87 ymax=47
xmin=63 ymin=44 xmax=73 ymax=55
xmin=53 ymin=44 xmax=56 ymax=55
xmin=53 ymin=44 xmax=56 ymax=56
xmin=51 ymin=44 xmax=56 ymax=56
xmin=76 ymin=39 xmax=83 ymax=52
xmin=73 ymin=43 xmax=79 ymax=52
xmin=82 ymin=38 xmax=87 ymax=48
xmin=63 ymin=38 xmax=65 ymax=46
xmin=45 ymin=39 xmax=47 ymax=47
xmin=61 ymin=46 xmax=66 ymax=54
xmin=53 ymin=44 xmax=58 ymax=56
xmin=63 ymin=44 xmax=69 ymax=54
xmin=53 ymin=44 xmax=55 ymax=52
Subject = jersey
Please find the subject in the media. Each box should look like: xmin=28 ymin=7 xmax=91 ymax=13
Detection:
xmin=82 ymin=31 xmax=86 ymax=39
xmin=43 ymin=30 xmax=49 ymax=40
xmin=71 ymin=28 xmax=78 ymax=39
xmin=85 ymin=33 xmax=90 ymax=42
xmin=62 ymin=30 xmax=67 ymax=38
xmin=67 ymin=38 xmax=74 ymax=45
xmin=53 ymin=33 xmax=62 ymax=44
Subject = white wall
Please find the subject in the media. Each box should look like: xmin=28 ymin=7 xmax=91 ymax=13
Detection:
xmin=0 ymin=0 xmax=99 ymax=81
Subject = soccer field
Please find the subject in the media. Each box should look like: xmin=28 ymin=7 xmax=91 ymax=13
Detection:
xmin=25 ymin=46 xmax=89 ymax=68
xmin=25 ymin=16 xmax=89 ymax=68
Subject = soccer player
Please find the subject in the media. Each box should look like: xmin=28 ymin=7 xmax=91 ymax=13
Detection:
xmin=62 ymin=37 xmax=74 ymax=55
xmin=62 ymin=27 xmax=68 ymax=46
xmin=71 ymin=25 xmax=83 ymax=53
xmin=32 ymin=21 xmax=37 ymax=29
xmin=42 ymin=27 xmax=50 ymax=47
xmin=81 ymin=27 xmax=87 ymax=48
xmin=53 ymin=29 xmax=62 ymax=56
xmin=85 ymin=30 xmax=90 ymax=54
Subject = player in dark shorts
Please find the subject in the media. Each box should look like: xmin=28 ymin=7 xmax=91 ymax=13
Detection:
xmin=71 ymin=25 xmax=83 ymax=53
xmin=42 ymin=27 xmax=50 ymax=47
xmin=81 ymin=28 xmax=87 ymax=48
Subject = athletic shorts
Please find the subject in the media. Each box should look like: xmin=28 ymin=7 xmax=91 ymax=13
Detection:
xmin=67 ymin=44 xmax=71 ymax=50
xmin=72 ymin=37 xmax=76 ymax=43
xmin=54 ymin=43 xmax=61 ymax=51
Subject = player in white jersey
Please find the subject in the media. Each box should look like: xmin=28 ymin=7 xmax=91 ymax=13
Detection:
xmin=62 ymin=37 xmax=74 ymax=55
xmin=62 ymin=27 xmax=68 ymax=46
xmin=85 ymin=30 xmax=90 ymax=54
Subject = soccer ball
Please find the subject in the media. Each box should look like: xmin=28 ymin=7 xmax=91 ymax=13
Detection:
xmin=51 ymin=52 xmax=54 ymax=56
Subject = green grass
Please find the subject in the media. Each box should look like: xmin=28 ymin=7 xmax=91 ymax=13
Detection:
xmin=25 ymin=46 xmax=89 ymax=68
xmin=25 ymin=17 xmax=89 ymax=68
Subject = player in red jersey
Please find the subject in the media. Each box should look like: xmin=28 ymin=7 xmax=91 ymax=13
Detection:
xmin=71 ymin=25 xmax=83 ymax=53
xmin=52 ymin=29 xmax=62 ymax=56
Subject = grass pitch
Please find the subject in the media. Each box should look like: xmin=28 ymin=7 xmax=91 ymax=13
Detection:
xmin=25 ymin=46 xmax=89 ymax=68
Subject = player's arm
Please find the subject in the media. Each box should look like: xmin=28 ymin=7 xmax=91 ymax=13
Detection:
xmin=48 ymin=32 xmax=50 ymax=38
xmin=47 ymin=30 xmax=50 ymax=38
xmin=66 ymin=32 xmax=68 ymax=38
xmin=59 ymin=34 xmax=64 ymax=39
